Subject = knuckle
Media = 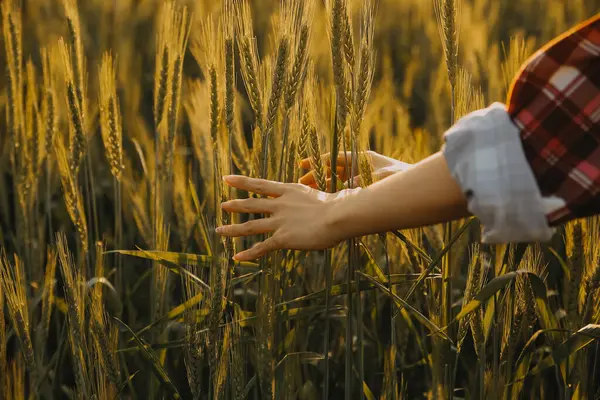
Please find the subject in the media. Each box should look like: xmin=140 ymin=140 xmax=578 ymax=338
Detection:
xmin=269 ymin=199 xmax=281 ymax=211
xmin=269 ymin=236 xmax=280 ymax=248
xmin=242 ymin=222 xmax=254 ymax=235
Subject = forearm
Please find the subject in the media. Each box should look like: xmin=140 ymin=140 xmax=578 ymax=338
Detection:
xmin=326 ymin=152 xmax=470 ymax=240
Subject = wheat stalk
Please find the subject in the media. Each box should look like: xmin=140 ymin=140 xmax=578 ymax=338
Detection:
xmin=328 ymin=0 xmax=349 ymax=125
xmin=455 ymin=68 xmax=485 ymax=120
xmin=2 ymin=1 xmax=24 ymax=174
xmin=230 ymin=320 xmax=246 ymax=400
xmin=221 ymin=0 xmax=237 ymax=291
xmin=153 ymin=1 xmax=174 ymax=129
xmin=151 ymin=215 xmax=171 ymax=320
xmin=582 ymin=258 xmax=600 ymax=322
xmin=458 ymin=245 xmax=480 ymax=352
xmin=0 ymin=268 xmax=6 ymax=392
xmin=235 ymin=0 xmax=264 ymax=128
xmin=230 ymin=97 xmax=252 ymax=176
xmin=99 ymin=52 xmax=125 ymax=181
xmin=58 ymin=38 xmax=86 ymax=177
xmin=55 ymin=136 xmax=89 ymax=254
xmin=357 ymin=153 xmax=373 ymax=187
xmin=342 ymin=2 xmax=355 ymax=73
xmin=41 ymin=45 xmax=58 ymax=239
xmin=434 ymin=0 xmax=460 ymax=90
xmin=38 ymin=248 xmax=57 ymax=362
xmin=286 ymin=139 xmax=298 ymax=183
xmin=309 ymin=127 xmax=326 ymax=191
xmin=214 ymin=322 xmax=232 ymax=398
xmin=283 ymin=1 xmax=313 ymax=114
xmin=25 ymin=60 xmax=42 ymax=202
xmin=298 ymin=106 xmax=310 ymax=160
xmin=256 ymin=286 xmax=275 ymax=400
xmin=165 ymin=5 xmax=191 ymax=183
xmin=208 ymin=257 xmax=228 ymax=396
xmin=88 ymin=242 xmax=121 ymax=389
xmin=193 ymin=15 xmax=225 ymax=210
xmin=62 ymin=0 xmax=86 ymax=116
xmin=5 ymin=355 xmax=25 ymax=399
xmin=0 ymin=253 xmax=37 ymax=382
xmin=183 ymin=260 xmax=205 ymax=399
xmin=224 ymin=1 xmax=236 ymax=149
xmin=567 ymin=223 xmax=585 ymax=328
xmin=153 ymin=2 xmax=191 ymax=235
xmin=277 ymin=0 xmax=312 ymax=180
xmin=251 ymin=125 xmax=264 ymax=179
xmin=262 ymin=40 xmax=290 ymax=179
xmin=349 ymin=1 xmax=375 ymax=185
xmin=90 ymin=287 xmax=121 ymax=387
xmin=57 ymin=233 xmax=90 ymax=398
xmin=501 ymin=34 xmax=534 ymax=93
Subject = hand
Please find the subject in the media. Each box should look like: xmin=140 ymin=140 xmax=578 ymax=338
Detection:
xmin=216 ymin=175 xmax=360 ymax=261
xmin=298 ymin=150 xmax=412 ymax=189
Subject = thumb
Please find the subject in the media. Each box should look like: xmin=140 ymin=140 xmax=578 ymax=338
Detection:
xmin=344 ymin=175 xmax=362 ymax=188
xmin=373 ymin=166 xmax=401 ymax=181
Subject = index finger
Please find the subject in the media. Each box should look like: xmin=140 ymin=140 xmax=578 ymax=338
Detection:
xmin=223 ymin=175 xmax=288 ymax=197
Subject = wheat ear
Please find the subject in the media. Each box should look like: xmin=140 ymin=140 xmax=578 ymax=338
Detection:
xmin=434 ymin=0 xmax=460 ymax=90
xmin=235 ymin=0 xmax=264 ymax=128
xmin=55 ymin=136 xmax=89 ymax=254
xmin=99 ymin=51 xmax=125 ymax=181
xmin=0 ymin=253 xmax=37 ymax=383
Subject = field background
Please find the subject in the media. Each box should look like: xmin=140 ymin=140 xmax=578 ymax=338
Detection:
xmin=0 ymin=0 xmax=599 ymax=399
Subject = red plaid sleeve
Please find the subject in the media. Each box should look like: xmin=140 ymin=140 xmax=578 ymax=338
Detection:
xmin=507 ymin=14 xmax=600 ymax=226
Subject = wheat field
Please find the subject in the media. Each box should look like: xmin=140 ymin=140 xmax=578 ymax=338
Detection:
xmin=0 ymin=0 xmax=599 ymax=399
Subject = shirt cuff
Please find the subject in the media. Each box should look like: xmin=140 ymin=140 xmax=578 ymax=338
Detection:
xmin=442 ymin=102 xmax=557 ymax=244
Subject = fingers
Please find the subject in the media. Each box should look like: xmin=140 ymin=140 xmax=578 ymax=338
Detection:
xmin=216 ymin=218 xmax=276 ymax=238
xmin=232 ymin=236 xmax=280 ymax=261
xmin=221 ymin=198 xmax=275 ymax=214
xmin=299 ymin=151 xmax=357 ymax=169
xmin=298 ymin=167 xmax=346 ymax=185
xmin=343 ymin=175 xmax=362 ymax=188
xmin=298 ymin=170 xmax=317 ymax=185
xmin=223 ymin=175 xmax=288 ymax=197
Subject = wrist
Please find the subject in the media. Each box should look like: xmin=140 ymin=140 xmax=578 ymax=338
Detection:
xmin=323 ymin=188 xmax=362 ymax=243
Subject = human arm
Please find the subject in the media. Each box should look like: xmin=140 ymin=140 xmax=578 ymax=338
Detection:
xmin=217 ymin=151 xmax=468 ymax=261
xmin=323 ymin=151 xmax=468 ymax=238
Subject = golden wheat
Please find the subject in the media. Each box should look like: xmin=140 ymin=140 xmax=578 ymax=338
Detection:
xmin=0 ymin=1 xmax=597 ymax=399
xmin=0 ymin=254 xmax=36 ymax=381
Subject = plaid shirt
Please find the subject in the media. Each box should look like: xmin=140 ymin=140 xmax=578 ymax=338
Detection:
xmin=443 ymin=14 xmax=600 ymax=243
xmin=508 ymin=14 xmax=600 ymax=226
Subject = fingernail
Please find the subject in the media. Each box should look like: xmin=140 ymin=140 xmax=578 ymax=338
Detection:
xmin=215 ymin=226 xmax=223 ymax=233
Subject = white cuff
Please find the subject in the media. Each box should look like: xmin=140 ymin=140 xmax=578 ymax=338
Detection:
xmin=442 ymin=102 xmax=559 ymax=243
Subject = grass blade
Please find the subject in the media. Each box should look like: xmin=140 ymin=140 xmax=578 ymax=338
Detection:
xmin=114 ymin=317 xmax=182 ymax=398
xmin=108 ymin=249 xmax=259 ymax=270
xmin=357 ymin=271 xmax=452 ymax=342
xmin=514 ymin=324 xmax=600 ymax=381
